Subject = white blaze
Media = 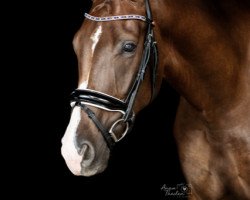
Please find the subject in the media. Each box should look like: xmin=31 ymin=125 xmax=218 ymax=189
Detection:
xmin=90 ymin=25 xmax=102 ymax=55
xmin=61 ymin=25 xmax=104 ymax=176
xmin=72 ymin=81 xmax=88 ymax=107
xmin=61 ymin=107 xmax=82 ymax=175
xmin=78 ymin=26 xmax=102 ymax=90
xmin=79 ymin=81 xmax=88 ymax=89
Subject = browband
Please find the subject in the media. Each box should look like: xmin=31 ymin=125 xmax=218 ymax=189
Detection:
xmin=84 ymin=13 xmax=147 ymax=22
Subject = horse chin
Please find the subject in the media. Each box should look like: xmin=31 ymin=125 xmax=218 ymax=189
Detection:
xmin=80 ymin=163 xmax=108 ymax=177
xmin=62 ymin=151 xmax=110 ymax=177
xmin=62 ymin=162 xmax=108 ymax=177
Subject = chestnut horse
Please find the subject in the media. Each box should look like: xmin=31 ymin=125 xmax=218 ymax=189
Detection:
xmin=61 ymin=0 xmax=250 ymax=199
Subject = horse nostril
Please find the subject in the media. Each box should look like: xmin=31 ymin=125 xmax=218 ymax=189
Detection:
xmin=73 ymin=136 xmax=95 ymax=165
xmin=80 ymin=143 xmax=95 ymax=167
xmin=74 ymin=134 xmax=86 ymax=154
xmin=79 ymin=144 xmax=88 ymax=156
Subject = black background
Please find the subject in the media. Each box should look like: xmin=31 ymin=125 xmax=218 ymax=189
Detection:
xmin=9 ymin=1 xmax=186 ymax=199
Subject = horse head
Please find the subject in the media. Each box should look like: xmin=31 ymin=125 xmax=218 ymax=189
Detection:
xmin=61 ymin=0 xmax=161 ymax=176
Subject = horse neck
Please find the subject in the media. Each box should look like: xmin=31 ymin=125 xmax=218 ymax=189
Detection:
xmin=152 ymin=0 xmax=250 ymax=120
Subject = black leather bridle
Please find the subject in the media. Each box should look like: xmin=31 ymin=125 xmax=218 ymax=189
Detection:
xmin=70 ymin=0 xmax=158 ymax=150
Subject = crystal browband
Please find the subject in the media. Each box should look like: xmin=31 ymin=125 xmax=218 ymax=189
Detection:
xmin=84 ymin=13 xmax=146 ymax=22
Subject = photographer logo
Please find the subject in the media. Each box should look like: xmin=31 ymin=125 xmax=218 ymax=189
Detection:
xmin=161 ymin=183 xmax=192 ymax=198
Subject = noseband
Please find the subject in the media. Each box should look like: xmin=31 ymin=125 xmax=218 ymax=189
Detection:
xmin=71 ymin=0 xmax=158 ymax=150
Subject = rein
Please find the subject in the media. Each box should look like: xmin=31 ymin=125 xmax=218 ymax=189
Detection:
xmin=71 ymin=0 xmax=158 ymax=150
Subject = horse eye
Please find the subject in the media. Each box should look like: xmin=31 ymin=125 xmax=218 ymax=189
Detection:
xmin=122 ymin=43 xmax=137 ymax=53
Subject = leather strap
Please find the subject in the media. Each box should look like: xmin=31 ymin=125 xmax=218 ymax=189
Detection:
xmin=76 ymin=102 xmax=115 ymax=149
